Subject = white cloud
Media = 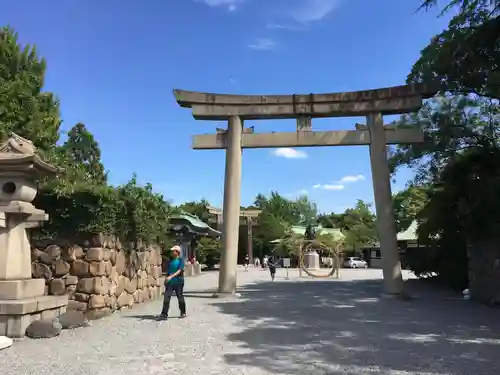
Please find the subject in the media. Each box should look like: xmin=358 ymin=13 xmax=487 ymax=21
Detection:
xmin=272 ymin=147 xmax=308 ymax=159
xmin=313 ymin=184 xmax=344 ymax=191
xmin=299 ymin=189 xmax=308 ymax=195
xmin=195 ymin=0 xmax=243 ymax=11
xmin=248 ymin=37 xmax=276 ymax=51
xmin=336 ymin=174 xmax=365 ymax=184
xmin=290 ymin=0 xmax=340 ymax=24
xmin=266 ymin=22 xmax=305 ymax=31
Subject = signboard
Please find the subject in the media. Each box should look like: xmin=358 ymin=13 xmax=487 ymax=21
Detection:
xmin=283 ymin=258 xmax=291 ymax=268
xmin=296 ymin=116 xmax=312 ymax=131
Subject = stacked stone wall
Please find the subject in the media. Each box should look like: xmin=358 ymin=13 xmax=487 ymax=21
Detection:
xmin=30 ymin=234 xmax=164 ymax=319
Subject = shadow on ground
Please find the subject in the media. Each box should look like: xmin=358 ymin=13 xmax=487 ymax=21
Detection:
xmin=211 ymin=278 xmax=500 ymax=375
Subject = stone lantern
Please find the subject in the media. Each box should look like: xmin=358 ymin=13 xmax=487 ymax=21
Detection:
xmin=0 ymin=133 xmax=68 ymax=338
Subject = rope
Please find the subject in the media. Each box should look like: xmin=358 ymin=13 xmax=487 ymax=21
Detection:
xmin=298 ymin=241 xmax=340 ymax=279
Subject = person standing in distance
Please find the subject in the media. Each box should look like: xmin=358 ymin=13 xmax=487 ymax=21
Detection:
xmin=158 ymin=245 xmax=186 ymax=320
xmin=268 ymin=256 xmax=277 ymax=282
xmin=244 ymin=254 xmax=250 ymax=272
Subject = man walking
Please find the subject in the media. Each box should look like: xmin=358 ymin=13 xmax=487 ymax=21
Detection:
xmin=158 ymin=245 xmax=186 ymax=320
xmin=268 ymin=256 xmax=277 ymax=282
xmin=244 ymin=254 xmax=250 ymax=272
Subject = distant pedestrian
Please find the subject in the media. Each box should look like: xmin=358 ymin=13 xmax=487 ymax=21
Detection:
xmin=268 ymin=256 xmax=277 ymax=282
xmin=263 ymin=255 xmax=268 ymax=269
xmin=158 ymin=245 xmax=186 ymax=320
xmin=244 ymin=254 xmax=250 ymax=271
xmin=254 ymin=257 xmax=260 ymax=268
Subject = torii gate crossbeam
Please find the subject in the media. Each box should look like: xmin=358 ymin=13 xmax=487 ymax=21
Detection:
xmin=207 ymin=206 xmax=260 ymax=265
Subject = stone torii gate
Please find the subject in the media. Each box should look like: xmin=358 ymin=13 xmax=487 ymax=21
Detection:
xmin=174 ymin=83 xmax=437 ymax=296
xmin=207 ymin=205 xmax=260 ymax=265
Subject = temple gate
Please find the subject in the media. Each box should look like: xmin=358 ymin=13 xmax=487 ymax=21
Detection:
xmin=173 ymin=83 xmax=437 ymax=296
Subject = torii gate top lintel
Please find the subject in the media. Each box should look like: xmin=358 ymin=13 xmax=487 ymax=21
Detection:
xmin=207 ymin=205 xmax=261 ymax=219
xmin=173 ymin=82 xmax=439 ymax=120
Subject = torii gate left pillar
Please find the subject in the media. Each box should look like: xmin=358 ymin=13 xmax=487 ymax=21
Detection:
xmin=218 ymin=116 xmax=242 ymax=295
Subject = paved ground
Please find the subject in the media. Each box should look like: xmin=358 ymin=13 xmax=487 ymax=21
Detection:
xmin=2 ymin=268 xmax=500 ymax=375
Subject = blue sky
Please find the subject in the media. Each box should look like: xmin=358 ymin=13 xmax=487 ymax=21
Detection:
xmin=1 ymin=0 xmax=451 ymax=213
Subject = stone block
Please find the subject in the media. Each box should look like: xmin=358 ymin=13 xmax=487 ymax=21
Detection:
xmin=54 ymin=259 xmax=71 ymax=277
xmin=0 ymin=279 xmax=45 ymax=300
xmin=86 ymin=247 xmax=104 ymax=261
xmin=110 ymin=249 xmax=117 ymax=265
xmin=32 ymin=262 xmax=52 ymax=280
xmin=39 ymin=252 xmax=54 ymax=265
xmin=147 ymin=276 xmax=155 ymax=286
xmin=72 ymin=260 xmax=90 ymax=277
xmin=110 ymin=266 xmax=119 ymax=284
xmin=74 ymin=293 xmax=90 ymax=302
xmin=63 ymin=275 xmax=78 ymax=286
xmin=68 ymin=300 xmax=87 ymax=311
xmin=57 ymin=311 xmax=88 ymax=329
xmin=66 ymin=285 xmax=76 ymax=298
xmin=31 ymin=248 xmax=45 ymax=261
xmin=63 ymin=245 xmax=84 ymax=262
xmin=25 ymin=319 xmax=62 ymax=339
xmin=117 ymin=291 xmax=133 ymax=308
xmin=93 ymin=276 xmax=110 ymax=295
xmin=7 ymin=314 xmax=31 ymax=338
xmin=50 ymin=279 xmax=66 ymax=296
xmin=108 ymin=281 xmax=117 ymax=297
xmin=86 ymin=307 xmax=111 ymax=320
xmin=45 ymin=245 xmax=62 ymax=260
xmin=77 ymin=278 xmax=94 ymax=294
xmin=116 ymin=276 xmax=127 ymax=297
xmin=102 ymin=248 xmax=111 ymax=261
xmin=104 ymin=261 xmax=112 ymax=276
xmin=115 ymin=251 xmax=126 ymax=274
xmin=89 ymin=261 xmax=106 ymax=276
xmin=0 ymin=316 xmax=7 ymax=336
xmin=125 ymin=278 xmax=137 ymax=294
xmin=89 ymin=295 xmax=106 ymax=309
xmin=109 ymin=295 xmax=117 ymax=310
xmin=41 ymin=308 xmax=59 ymax=321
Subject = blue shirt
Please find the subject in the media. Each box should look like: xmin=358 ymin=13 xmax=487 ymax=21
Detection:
xmin=167 ymin=258 xmax=184 ymax=283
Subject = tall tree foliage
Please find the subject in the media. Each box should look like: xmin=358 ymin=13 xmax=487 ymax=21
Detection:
xmin=411 ymin=0 xmax=499 ymax=98
xmin=60 ymin=123 xmax=108 ymax=186
xmin=389 ymin=95 xmax=500 ymax=182
xmin=0 ymin=26 xmax=61 ymax=152
xmin=392 ymin=186 xmax=429 ymax=232
xmin=178 ymin=199 xmax=214 ymax=223
xmin=318 ymin=200 xmax=377 ymax=250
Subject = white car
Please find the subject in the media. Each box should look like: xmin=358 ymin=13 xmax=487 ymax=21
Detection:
xmin=343 ymin=257 xmax=368 ymax=268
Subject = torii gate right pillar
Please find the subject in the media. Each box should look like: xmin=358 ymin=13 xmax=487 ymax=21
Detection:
xmin=368 ymin=113 xmax=404 ymax=294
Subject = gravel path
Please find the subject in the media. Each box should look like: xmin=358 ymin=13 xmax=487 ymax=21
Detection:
xmin=2 ymin=268 xmax=500 ymax=375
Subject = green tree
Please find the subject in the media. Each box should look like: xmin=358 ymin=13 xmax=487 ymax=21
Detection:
xmin=411 ymin=0 xmax=499 ymax=98
xmin=294 ymin=195 xmax=318 ymax=225
xmin=393 ymin=186 xmax=430 ymax=232
xmin=59 ymin=123 xmax=108 ymax=186
xmin=0 ymin=26 xmax=61 ymax=152
xmin=196 ymin=236 xmax=221 ymax=269
xmin=389 ymin=94 xmax=500 ymax=289
xmin=389 ymin=95 xmax=500 ymax=182
xmin=341 ymin=200 xmax=378 ymax=250
xmin=178 ymin=199 xmax=214 ymax=223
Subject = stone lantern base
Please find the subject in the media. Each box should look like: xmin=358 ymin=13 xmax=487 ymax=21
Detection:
xmin=0 ymin=279 xmax=68 ymax=337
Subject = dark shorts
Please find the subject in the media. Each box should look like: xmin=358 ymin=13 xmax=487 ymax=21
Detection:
xmin=269 ymin=267 xmax=276 ymax=274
